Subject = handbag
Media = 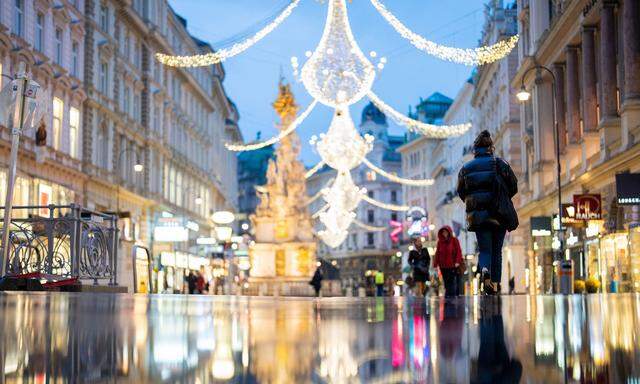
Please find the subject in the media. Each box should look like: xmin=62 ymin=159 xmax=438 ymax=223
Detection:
xmin=493 ymin=158 xmax=519 ymax=231
xmin=457 ymin=262 xmax=467 ymax=275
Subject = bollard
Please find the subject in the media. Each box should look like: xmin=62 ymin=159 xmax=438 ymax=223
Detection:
xmin=558 ymin=259 xmax=573 ymax=295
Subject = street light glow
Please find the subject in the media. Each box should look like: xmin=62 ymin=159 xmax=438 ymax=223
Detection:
xmin=516 ymin=86 xmax=531 ymax=102
xmin=134 ymin=163 xmax=144 ymax=172
xmin=194 ymin=196 xmax=203 ymax=205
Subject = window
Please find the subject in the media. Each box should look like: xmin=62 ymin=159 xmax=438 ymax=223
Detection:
xmin=391 ymin=190 xmax=397 ymax=203
xmin=69 ymin=107 xmax=80 ymax=158
xmin=52 ymin=97 xmax=64 ymax=150
xmin=367 ymin=232 xmax=375 ymax=246
xmin=55 ymin=28 xmax=63 ymax=64
xmin=100 ymin=5 xmax=109 ymax=32
xmin=123 ymin=87 xmax=130 ymax=114
xmin=367 ymin=190 xmax=374 ymax=199
xmin=100 ymin=62 xmax=108 ymax=94
xmin=71 ymin=42 xmax=79 ymax=77
xmin=14 ymin=0 xmax=24 ymax=36
xmin=366 ymin=171 xmax=376 ymax=181
xmin=391 ymin=212 xmax=398 ymax=222
xmin=35 ymin=13 xmax=44 ymax=51
xmin=367 ymin=209 xmax=375 ymax=224
xmin=134 ymin=94 xmax=140 ymax=122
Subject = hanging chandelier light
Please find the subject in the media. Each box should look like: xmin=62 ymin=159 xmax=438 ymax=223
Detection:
xmin=321 ymin=171 xmax=364 ymax=213
xmin=312 ymin=109 xmax=374 ymax=172
xmin=301 ymin=0 xmax=375 ymax=107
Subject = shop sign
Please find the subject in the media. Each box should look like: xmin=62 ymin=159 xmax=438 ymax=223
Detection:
xmin=531 ymin=216 xmax=552 ymax=237
xmin=175 ymin=252 xmax=189 ymax=268
xmin=616 ymin=173 xmax=640 ymax=205
xmin=154 ymin=217 xmax=188 ymax=242
xmin=573 ymin=194 xmax=602 ymax=220
xmin=160 ymin=252 xmax=175 ymax=267
xmin=561 ymin=203 xmax=583 ymax=226
xmin=196 ymin=237 xmax=217 ymax=245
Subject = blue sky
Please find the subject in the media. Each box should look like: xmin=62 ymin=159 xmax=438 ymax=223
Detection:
xmin=168 ymin=0 xmax=487 ymax=165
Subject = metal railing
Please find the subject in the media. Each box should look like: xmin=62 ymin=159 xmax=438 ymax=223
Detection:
xmin=0 ymin=204 xmax=118 ymax=285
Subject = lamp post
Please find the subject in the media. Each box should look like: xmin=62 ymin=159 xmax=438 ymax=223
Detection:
xmin=516 ymin=65 xmax=565 ymax=267
xmin=1 ymin=63 xmax=40 ymax=278
xmin=114 ymin=148 xmax=144 ymax=217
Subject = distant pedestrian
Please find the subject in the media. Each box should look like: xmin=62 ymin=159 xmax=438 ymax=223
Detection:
xmin=457 ymin=130 xmax=518 ymax=295
xmin=375 ymin=270 xmax=385 ymax=297
xmin=196 ymin=271 xmax=206 ymax=294
xmin=186 ymin=272 xmax=197 ymax=294
xmin=408 ymin=237 xmax=430 ymax=297
xmin=509 ymin=276 xmax=515 ymax=295
xmin=310 ymin=267 xmax=323 ymax=297
xmin=434 ymin=226 xmax=463 ymax=297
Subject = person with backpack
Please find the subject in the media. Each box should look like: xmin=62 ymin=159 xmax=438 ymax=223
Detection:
xmin=457 ymin=130 xmax=518 ymax=295
xmin=408 ymin=236 xmax=431 ymax=297
xmin=434 ymin=226 xmax=463 ymax=297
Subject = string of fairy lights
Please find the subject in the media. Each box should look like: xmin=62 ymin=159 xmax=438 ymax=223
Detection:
xmin=157 ymin=0 xmax=518 ymax=247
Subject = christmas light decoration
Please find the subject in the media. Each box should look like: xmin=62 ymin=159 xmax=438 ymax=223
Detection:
xmin=369 ymin=0 xmax=519 ymax=66
xmin=156 ymin=0 xmax=301 ymax=67
xmin=353 ymin=219 xmax=387 ymax=232
xmin=361 ymin=157 xmax=434 ymax=186
xmin=317 ymin=227 xmax=349 ymax=248
xmin=301 ymin=0 xmax=375 ymax=107
xmin=361 ymin=194 xmax=409 ymax=211
xmin=225 ymin=99 xmax=318 ymax=151
xmin=305 ymin=161 xmax=326 ymax=179
xmin=367 ymin=91 xmax=471 ymax=138
xmin=321 ymin=171 xmax=364 ymax=213
xmin=312 ymin=109 xmax=374 ymax=172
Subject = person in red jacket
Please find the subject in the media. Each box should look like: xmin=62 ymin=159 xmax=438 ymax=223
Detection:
xmin=434 ymin=226 xmax=463 ymax=297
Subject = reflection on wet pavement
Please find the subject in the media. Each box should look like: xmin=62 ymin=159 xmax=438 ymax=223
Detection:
xmin=1 ymin=293 xmax=640 ymax=383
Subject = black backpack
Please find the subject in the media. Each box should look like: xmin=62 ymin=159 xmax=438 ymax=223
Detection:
xmin=493 ymin=159 xmax=519 ymax=231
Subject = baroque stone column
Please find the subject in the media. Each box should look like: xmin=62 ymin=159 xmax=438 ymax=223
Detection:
xmin=553 ymin=63 xmax=568 ymax=152
xmin=565 ymin=45 xmax=583 ymax=178
xmin=581 ymin=26 xmax=601 ymax=165
xmin=621 ymin=0 xmax=640 ymax=147
xmin=599 ymin=0 xmax=621 ymax=156
xmin=566 ymin=45 xmax=582 ymax=144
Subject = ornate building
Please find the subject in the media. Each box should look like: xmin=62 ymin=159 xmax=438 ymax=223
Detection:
xmin=0 ymin=0 xmax=87 ymax=218
xmin=249 ymin=81 xmax=316 ymax=294
xmin=515 ymin=0 xmax=640 ymax=293
xmin=0 ymin=0 xmax=241 ymax=292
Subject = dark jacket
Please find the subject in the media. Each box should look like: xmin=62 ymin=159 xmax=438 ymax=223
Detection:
xmin=310 ymin=269 xmax=323 ymax=290
xmin=457 ymin=147 xmax=518 ymax=232
xmin=408 ymin=247 xmax=430 ymax=283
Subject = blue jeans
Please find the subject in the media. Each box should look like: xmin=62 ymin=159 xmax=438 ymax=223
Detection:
xmin=476 ymin=228 xmax=506 ymax=283
xmin=376 ymin=284 xmax=384 ymax=297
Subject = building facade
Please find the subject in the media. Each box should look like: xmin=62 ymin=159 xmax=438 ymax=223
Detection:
xmin=0 ymin=0 xmax=241 ymax=293
xmin=307 ymin=103 xmax=404 ymax=289
xmin=515 ymin=0 xmax=640 ymax=293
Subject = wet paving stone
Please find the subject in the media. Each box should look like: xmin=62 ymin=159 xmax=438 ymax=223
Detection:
xmin=1 ymin=292 xmax=639 ymax=383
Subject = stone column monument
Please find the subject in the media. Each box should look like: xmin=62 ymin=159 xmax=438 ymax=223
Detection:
xmin=249 ymin=80 xmax=317 ymax=295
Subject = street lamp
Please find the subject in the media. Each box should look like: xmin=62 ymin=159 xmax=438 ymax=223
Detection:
xmin=517 ymin=65 xmax=564 ymax=264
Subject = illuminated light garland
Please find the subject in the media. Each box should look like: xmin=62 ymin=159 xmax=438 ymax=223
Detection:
xmin=369 ymin=0 xmax=519 ymax=66
xmin=301 ymin=0 xmax=376 ymax=107
xmin=352 ymin=219 xmax=387 ymax=232
xmin=305 ymin=177 xmax=335 ymax=206
xmin=225 ymin=99 xmax=318 ymax=151
xmin=305 ymin=161 xmax=326 ymax=179
xmin=367 ymin=91 xmax=471 ymax=138
xmin=317 ymin=228 xmax=349 ymax=248
xmin=312 ymin=204 xmax=329 ymax=219
xmin=156 ymin=0 xmax=301 ymax=67
xmin=361 ymin=157 xmax=434 ymax=186
xmin=362 ymin=194 xmax=409 ymax=211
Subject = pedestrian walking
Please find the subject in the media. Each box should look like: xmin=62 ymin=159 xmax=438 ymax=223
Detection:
xmin=309 ymin=267 xmax=323 ymax=297
xmin=375 ymin=270 xmax=385 ymax=297
xmin=434 ymin=226 xmax=463 ymax=297
xmin=186 ymin=271 xmax=197 ymax=294
xmin=457 ymin=130 xmax=518 ymax=295
xmin=509 ymin=276 xmax=515 ymax=295
xmin=408 ymin=237 xmax=430 ymax=297
xmin=196 ymin=271 xmax=206 ymax=294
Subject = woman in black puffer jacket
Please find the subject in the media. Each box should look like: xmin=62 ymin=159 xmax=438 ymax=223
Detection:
xmin=457 ymin=130 xmax=518 ymax=295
